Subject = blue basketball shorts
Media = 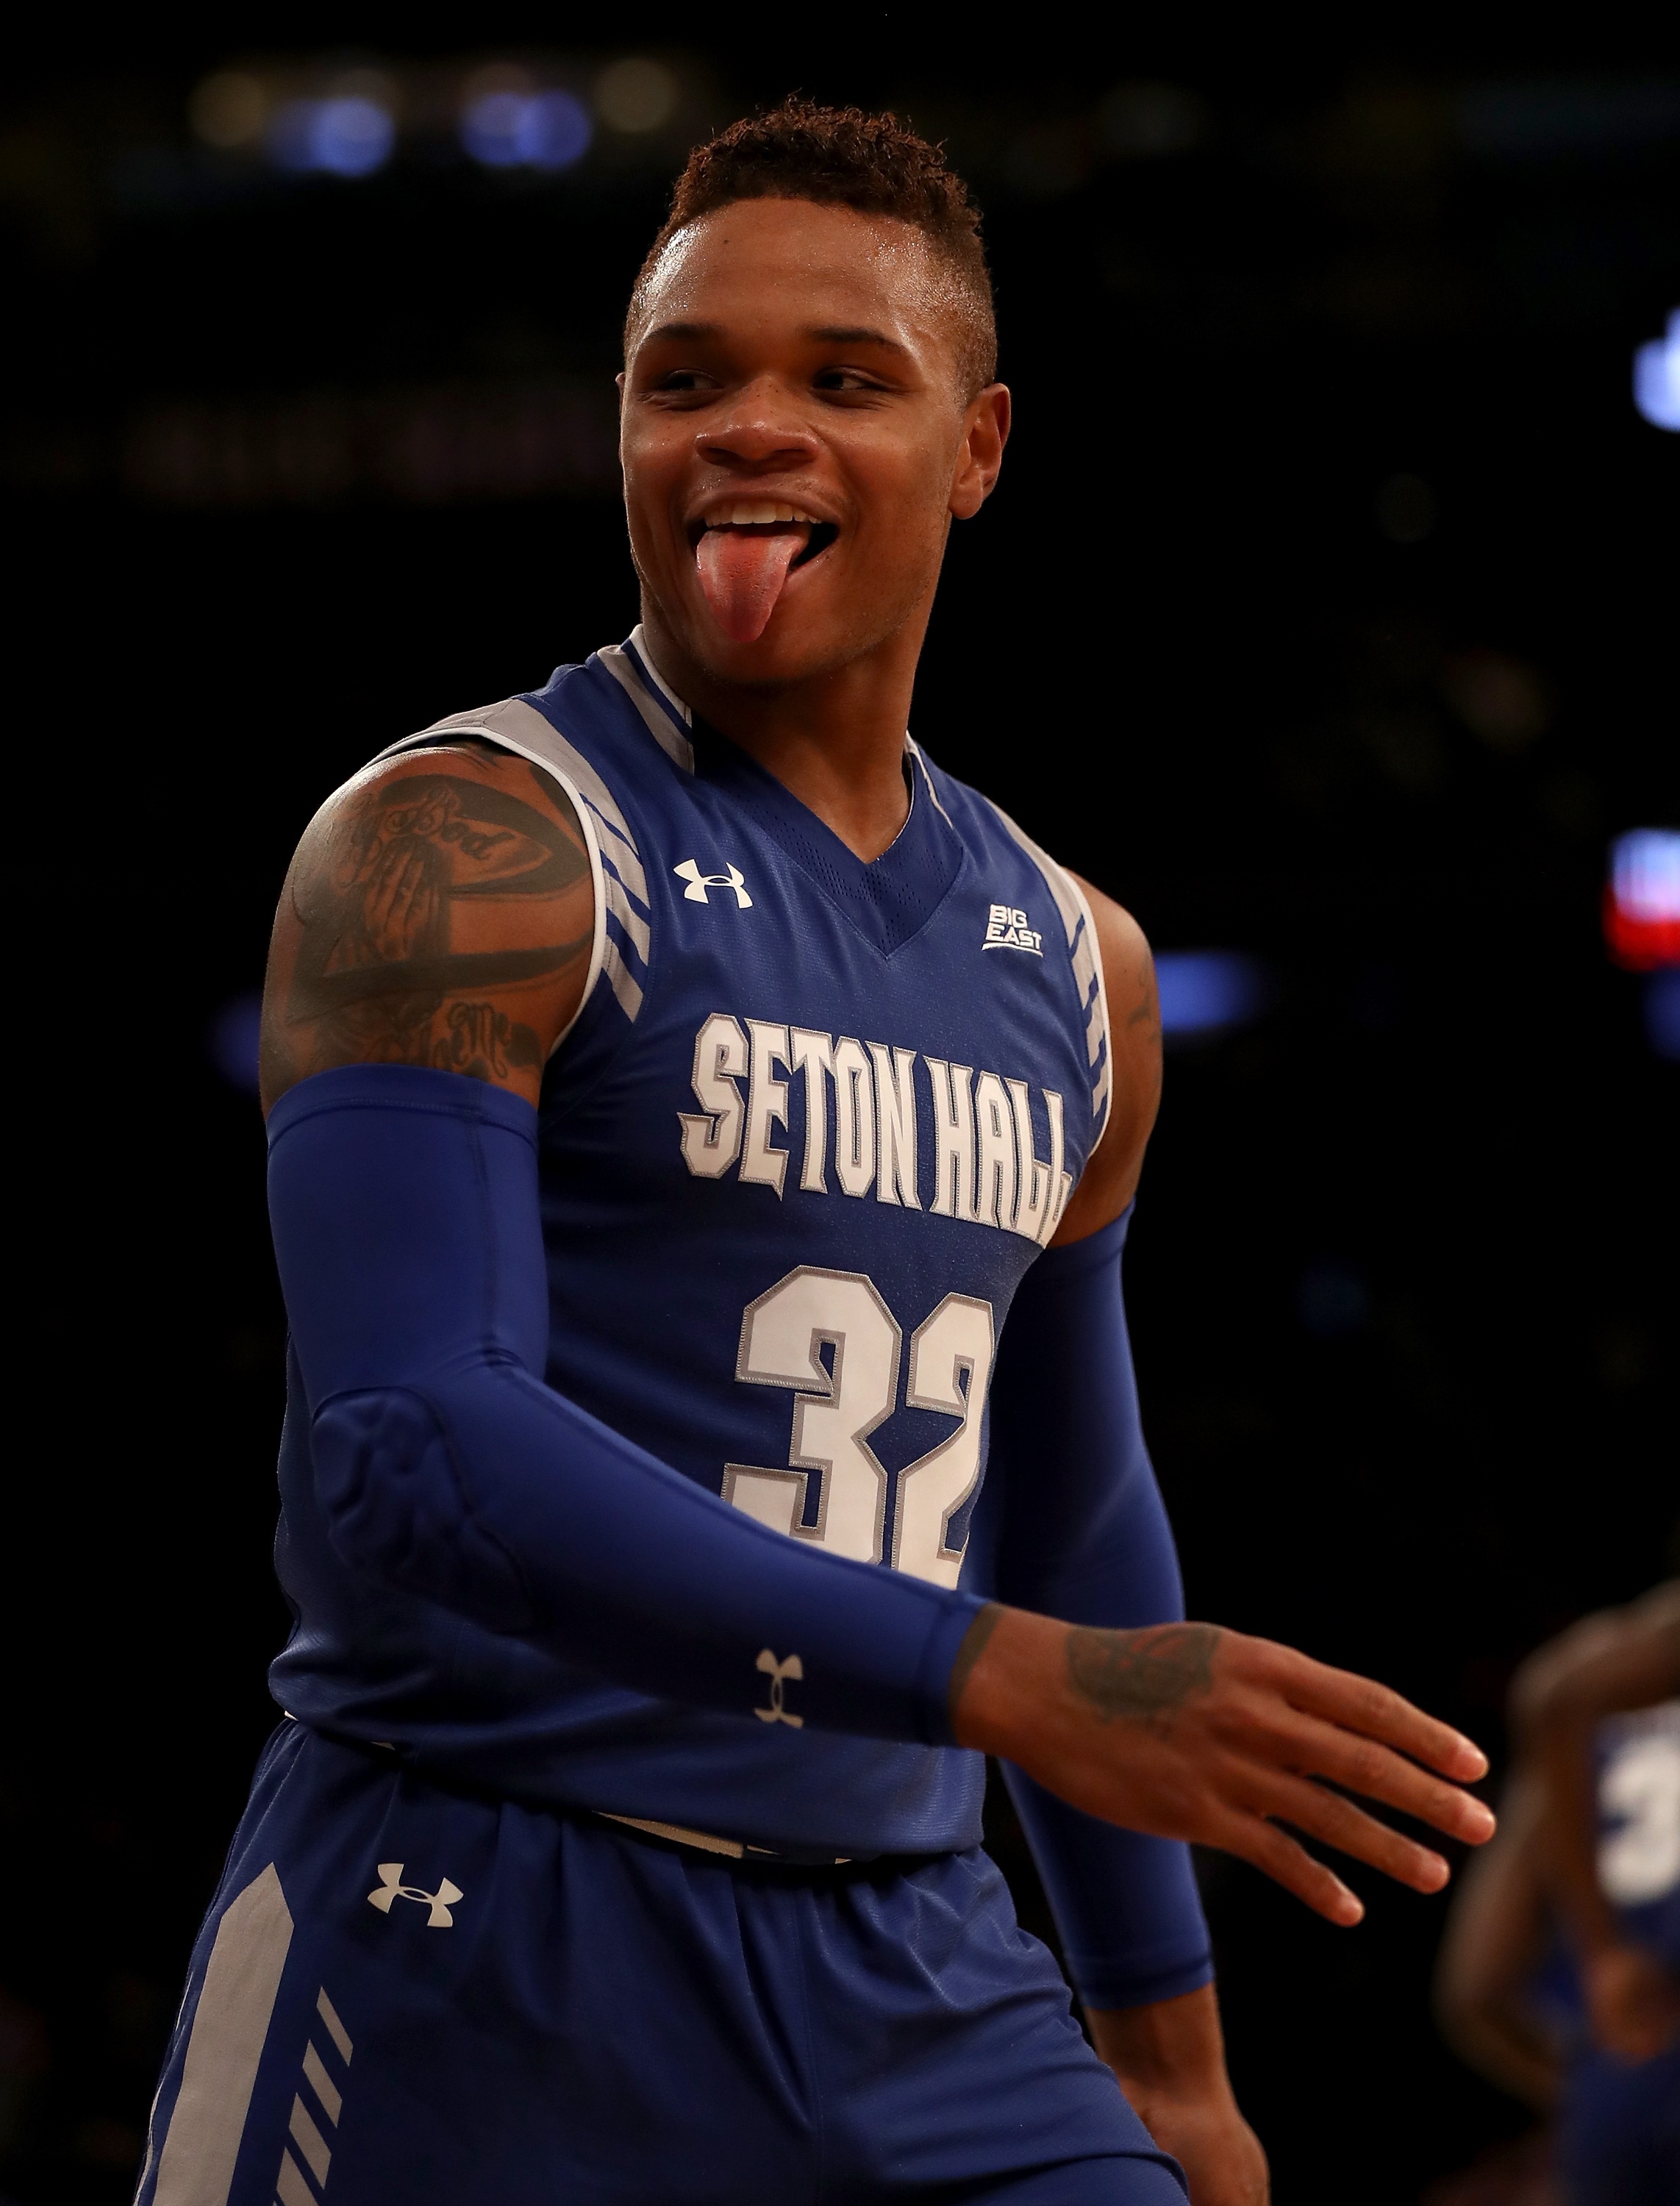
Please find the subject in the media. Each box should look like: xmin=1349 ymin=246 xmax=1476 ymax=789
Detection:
xmin=1557 ymin=2035 xmax=1680 ymax=2206
xmin=137 ymin=1721 xmax=1186 ymax=2205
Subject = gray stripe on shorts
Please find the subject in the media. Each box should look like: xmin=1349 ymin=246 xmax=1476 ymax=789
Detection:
xmin=152 ymin=1862 xmax=294 ymax=2206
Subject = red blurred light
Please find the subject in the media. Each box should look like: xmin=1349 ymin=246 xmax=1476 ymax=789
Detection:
xmin=1603 ymin=882 xmax=1680 ymax=970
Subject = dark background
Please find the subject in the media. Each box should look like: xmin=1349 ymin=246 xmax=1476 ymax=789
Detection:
xmin=5 ymin=14 xmax=1676 ymax=2202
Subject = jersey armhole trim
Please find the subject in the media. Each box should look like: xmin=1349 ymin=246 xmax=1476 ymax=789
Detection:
xmin=371 ymin=724 xmax=608 ymax=1061
xmin=977 ymin=794 xmax=1114 ymax=1149
xmin=1059 ymin=868 xmax=1114 ymax=1147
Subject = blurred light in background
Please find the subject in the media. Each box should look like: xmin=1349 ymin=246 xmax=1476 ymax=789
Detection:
xmin=268 ymin=94 xmax=396 ymax=178
xmin=190 ymin=71 xmax=268 ymax=150
xmin=1633 ymin=311 xmax=1680 ymax=430
xmin=184 ymin=54 xmax=689 ymax=181
xmin=1440 ymin=648 xmax=1551 ymax=750
xmin=1098 ymin=81 xmax=1207 ymax=159
xmin=1604 ymin=829 xmax=1680 ymax=970
xmin=1155 ymin=951 xmax=1274 ymax=1040
xmin=208 ymin=992 xmax=263 ymax=1094
xmin=121 ymin=376 xmax=617 ymax=507
xmin=462 ymin=88 xmax=592 ymax=171
xmin=594 ymin=59 xmax=681 ymax=134
xmin=1375 ymin=472 xmax=1437 ymax=543
xmin=1298 ymin=1261 xmax=1371 ymax=1341
xmin=1457 ymin=75 xmax=1680 ymax=162
xmin=1645 ymin=971 xmax=1680 ymax=1062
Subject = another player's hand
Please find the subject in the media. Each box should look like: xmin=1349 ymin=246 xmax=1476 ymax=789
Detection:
xmin=951 ymin=1607 xmax=1495 ymax=1924
xmin=1582 ymin=1943 xmax=1680 ymax=2063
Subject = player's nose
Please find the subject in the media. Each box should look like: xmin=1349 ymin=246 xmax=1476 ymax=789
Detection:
xmin=695 ymin=401 xmax=820 ymax=473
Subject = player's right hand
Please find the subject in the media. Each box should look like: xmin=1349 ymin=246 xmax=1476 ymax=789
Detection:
xmin=950 ymin=1606 xmax=1495 ymax=1925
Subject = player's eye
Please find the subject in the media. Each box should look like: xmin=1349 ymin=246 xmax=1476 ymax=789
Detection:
xmin=649 ymin=368 xmax=719 ymax=395
xmin=813 ymin=367 xmax=888 ymax=395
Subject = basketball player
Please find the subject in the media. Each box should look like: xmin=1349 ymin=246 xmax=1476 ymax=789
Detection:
xmin=1436 ymin=1582 xmax=1679 ymax=2202
xmin=138 ymin=106 xmax=1495 ymax=2206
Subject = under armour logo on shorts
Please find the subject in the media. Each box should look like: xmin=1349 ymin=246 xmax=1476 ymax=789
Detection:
xmin=755 ymin=1649 xmax=804 ymax=1727
xmin=367 ymin=1863 xmax=464 ymax=1927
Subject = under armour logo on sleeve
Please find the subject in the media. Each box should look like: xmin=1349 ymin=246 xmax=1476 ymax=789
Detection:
xmin=675 ymin=859 xmax=753 ymax=908
xmin=367 ymin=1863 xmax=464 ymax=1927
xmin=754 ymin=1649 xmax=804 ymax=1727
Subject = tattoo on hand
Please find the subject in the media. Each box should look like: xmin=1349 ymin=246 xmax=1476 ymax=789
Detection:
xmin=1067 ymin=1624 xmax=1219 ymax=1731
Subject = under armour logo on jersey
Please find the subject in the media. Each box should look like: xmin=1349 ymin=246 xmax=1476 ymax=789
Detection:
xmin=754 ymin=1649 xmax=804 ymax=1727
xmin=367 ymin=1863 xmax=463 ymax=1927
xmin=675 ymin=858 xmax=753 ymax=908
xmin=982 ymin=903 xmax=1043 ymax=955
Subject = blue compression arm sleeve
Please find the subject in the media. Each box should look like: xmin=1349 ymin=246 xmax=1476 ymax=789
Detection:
xmin=265 ymin=1065 xmax=982 ymax=1744
xmin=976 ymin=1207 xmax=1214 ymax=2010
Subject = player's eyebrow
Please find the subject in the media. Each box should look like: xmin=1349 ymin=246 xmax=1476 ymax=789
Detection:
xmin=640 ymin=320 xmax=911 ymax=357
xmin=803 ymin=325 xmax=910 ymax=356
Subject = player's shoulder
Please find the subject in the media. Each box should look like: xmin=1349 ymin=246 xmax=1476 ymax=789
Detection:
xmin=1068 ymin=877 xmax=1154 ymax=1007
xmin=291 ymin=733 xmax=584 ymax=883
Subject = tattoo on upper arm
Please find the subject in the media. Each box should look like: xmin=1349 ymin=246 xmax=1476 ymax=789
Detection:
xmin=1067 ymin=1624 xmax=1219 ymax=1732
xmin=274 ymin=765 xmax=593 ymax=1088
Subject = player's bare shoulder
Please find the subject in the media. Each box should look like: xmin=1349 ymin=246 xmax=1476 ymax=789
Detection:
xmin=260 ymin=738 xmax=596 ymax=1114
xmin=1052 ymin=879 xmax=1161 ymax=1243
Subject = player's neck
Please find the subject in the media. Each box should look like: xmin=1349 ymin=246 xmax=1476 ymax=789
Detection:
xmin=640 ymin=610 xmax=921 ymax=864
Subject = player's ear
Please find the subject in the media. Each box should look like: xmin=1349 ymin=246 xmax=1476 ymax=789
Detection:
xmin=616 ymin=371 xmax=626 ymax=401
xmin=950 ymin=384 xmax=1010 ymax=521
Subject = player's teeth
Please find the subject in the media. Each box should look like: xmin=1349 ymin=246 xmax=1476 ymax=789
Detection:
xmin=706 ymin=501 xmax=818 ymax=527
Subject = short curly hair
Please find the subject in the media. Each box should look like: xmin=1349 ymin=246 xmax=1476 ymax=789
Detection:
xmin=626 ymin=99 xmax=997 ymax=394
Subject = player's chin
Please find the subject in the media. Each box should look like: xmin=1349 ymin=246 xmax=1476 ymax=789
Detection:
xmin=689 ymin=619 xmax=846 ymax=688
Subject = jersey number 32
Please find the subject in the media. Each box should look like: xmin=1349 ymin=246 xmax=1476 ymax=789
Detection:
xmin=721 ymin=1266 xmax=993 ymax=1590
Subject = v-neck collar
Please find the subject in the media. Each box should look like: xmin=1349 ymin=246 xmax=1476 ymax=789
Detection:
xmin=615 ymin=632 xmax=967 ymax=960
xmin=692 ymin=721 xmax=968 ymax=958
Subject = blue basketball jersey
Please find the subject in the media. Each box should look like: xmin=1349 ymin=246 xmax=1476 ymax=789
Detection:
xmin=1540 ymin=1705 xmax=1680 ymax=2206
xmin=270 ymin=629 xmax=1112 ymax=1855
xmin=1590 ymin=1702 xmax=1680 ymax=1969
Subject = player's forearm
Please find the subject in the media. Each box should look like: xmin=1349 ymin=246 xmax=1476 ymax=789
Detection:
xmin=1089 ymin=1988 xmax=1269 ymax=2206
xmin=269 ymin=1064 xmax=980 ymax=1744
xmin=1087 ymin=1985 xmax=1231 ymax=2105
xmin=1436 ymin=1996 xmax=1559 ymax=2111
xmin=1533 ymin=1719 xmax=1622 ymax=1955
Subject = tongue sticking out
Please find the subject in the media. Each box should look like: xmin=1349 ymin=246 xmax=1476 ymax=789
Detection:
xmin=696 ymin=525 xmax=808 ymax=643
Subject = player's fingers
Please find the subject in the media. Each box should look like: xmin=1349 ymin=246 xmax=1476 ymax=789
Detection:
xmin=1215 ymin=1813 xmax=1365 ymax=1927
xmin=1300 ymin=1669 xmax=1485 ymax=1782
xmin=1248 ymin=1770 xmax=1451 ymax=1894
xmin=1246 ymin=1640 xmax=1488 ymax=1781
xmin=1260 ymin=1710 xmax=1495 ymax=1846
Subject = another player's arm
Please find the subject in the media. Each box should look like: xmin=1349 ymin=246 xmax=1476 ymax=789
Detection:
xmin=1431 ymin=1769 xmax=1560 ymax=2109
xmin=951 ymin=879 xmax=1495 ymax=1927
xmin=260 ymin=741 xmax=596 ymax=1113
xmin=1509 ymin=1582 xmax=1680 ymax=2061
